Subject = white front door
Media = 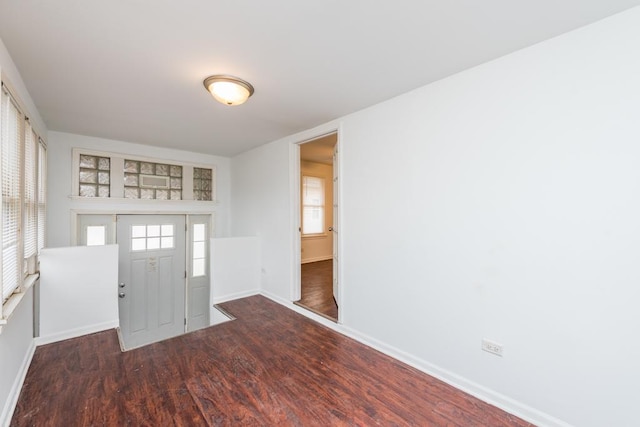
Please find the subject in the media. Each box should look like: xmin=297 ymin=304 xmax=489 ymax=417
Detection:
xmin=117 ymin=214 xmax=186 ymax=349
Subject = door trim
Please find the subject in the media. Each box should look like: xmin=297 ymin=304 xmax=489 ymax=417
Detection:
xmin=291 ymin=126 xmax=343 ymax=323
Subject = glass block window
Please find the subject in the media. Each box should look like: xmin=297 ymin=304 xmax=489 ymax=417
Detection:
xmin=124 ymin=159 xmax=182 ymax=200
xmin=193 ymin=168 xmax=213 ymax=201
xmin=79 ymin=154 xmax=110 ymax=198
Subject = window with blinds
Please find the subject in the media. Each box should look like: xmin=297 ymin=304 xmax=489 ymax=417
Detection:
xmin=302 ymin=176 xmax=325 ymax=235
xmin=1 ymin=83 xmax=47 ymax=307
xmin=24 ymin=124 xmax=38 ymax=266
xmin=2 ymin=89 xmax=23 ymax=301
xmin=38 ymin=140 xmax=47 ymax=252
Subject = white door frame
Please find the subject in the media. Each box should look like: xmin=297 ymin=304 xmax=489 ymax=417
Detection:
xmin=291 ymin=125 xmax=343 ymax=323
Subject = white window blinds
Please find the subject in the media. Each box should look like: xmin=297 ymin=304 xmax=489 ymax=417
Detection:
xmin=302 ymin=176 xmax=325 ymax=235
xmin=38 ymin=139 xmax=47 ymax=252
xmin=1 ymin=87 xmax=24 ymax=300
xmin=24 ymin=122 xmax=38 ymax=262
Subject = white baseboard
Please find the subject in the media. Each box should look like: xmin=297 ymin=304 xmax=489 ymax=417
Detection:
xmin=212 ymin=289 xmax=260 ymax=305
xmin=260 ymin=291 xmax=571 ymax=427
xmin=35 ymin=320 xmax=119 ymax=346
xmin=1 ymin=339 xmax=36 ymax=427
xmin=301 ymin=255 xmax=332 ymax=264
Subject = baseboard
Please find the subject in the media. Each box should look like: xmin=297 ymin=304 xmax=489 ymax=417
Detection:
xmin=212 ymin=289 xmax=260 ymax=305
xmin=260 ymin=291 xmax=571 ymax=427
xmin=35 ymin=320 xmax=119 ymax=346
xmin=301 ymin=255 xmax=332 ymax=264
xmin=0 ymin=339 xmax=36 ymax=427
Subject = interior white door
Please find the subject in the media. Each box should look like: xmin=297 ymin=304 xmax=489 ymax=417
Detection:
xmin=117 ymin=214 xmax=186 ymax=349
xmin=332 ymin=143 xmax=340 ymax=307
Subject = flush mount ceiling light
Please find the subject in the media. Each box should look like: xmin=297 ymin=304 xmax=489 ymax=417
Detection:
xmin=203 ymin=75 xmax=254 ymax=106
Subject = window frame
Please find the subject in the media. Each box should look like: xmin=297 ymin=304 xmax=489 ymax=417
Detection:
xmin=0 ymin=80 xmax=47 ymax=327
xmin=301 ymin=175 xmax=326 ymax=237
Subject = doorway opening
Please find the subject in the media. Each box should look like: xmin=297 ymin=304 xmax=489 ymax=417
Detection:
xmin=294 ymin=132 xmax=339 ymax=322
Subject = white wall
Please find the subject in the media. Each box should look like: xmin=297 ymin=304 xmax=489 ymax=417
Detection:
xmin=0 ymin=288 xmax=34 ymax=427
xmin=0 ymin=37 xmax=44 ymax=427
xmin=46 ymin=131 xmax=232 ymax=248
xmin=231 ymin=141 xmax=294 ymax=299
xmin=211 ymin=237 xmax=260 ymax=304
xmin=301 ymin=161 xmax=333 ymax=263
xmin=38 ymin=245 xmax=119 ymax=344
xmin=230 ymin=7 xmax=640 ymax=427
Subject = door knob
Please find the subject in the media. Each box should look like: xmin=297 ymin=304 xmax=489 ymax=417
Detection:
xmin=119 ymin=292 xmax=126 ymax=298
xmin=329 ymin=227 xmax=334 ymax=232
xmin=119 ymin=282 xmax=125 ymax=288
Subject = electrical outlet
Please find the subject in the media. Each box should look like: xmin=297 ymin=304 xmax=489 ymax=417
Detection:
xmin=482 ymin=339 xmax=503 ymax=357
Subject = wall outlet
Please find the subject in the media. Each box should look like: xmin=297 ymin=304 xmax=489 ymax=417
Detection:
xmin=482 ymin=339 xmax=503 ymax=357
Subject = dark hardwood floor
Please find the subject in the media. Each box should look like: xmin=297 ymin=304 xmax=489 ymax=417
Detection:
xmin=297 ymin=259 xmax=338 ymax=320
xmin=12 ymin=295 xmax=534 ymax=426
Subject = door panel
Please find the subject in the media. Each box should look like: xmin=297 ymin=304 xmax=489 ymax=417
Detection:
xmin=117 ymin=214 xmax=186 ymax=350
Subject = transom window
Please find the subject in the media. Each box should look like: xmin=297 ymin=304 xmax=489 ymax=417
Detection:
xmin=73 ymin=149 xmax=216 ymax=202
xmin=131 ymin=224 xmax=175 ymax=252
xmin=193 ymin=168 xmax=213 ymax=201
xmin=79 ymin=154 xmax=110 ymax=198
xmin=124 ymin=160 xmax=182 ymax=200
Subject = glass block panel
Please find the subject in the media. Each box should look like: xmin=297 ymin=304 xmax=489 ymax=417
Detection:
xmin=140 ymin=162 xmax=154 ymax=174
xmin=140 ymin=188 xmax=154 ymax=199
xmin=193 ymin=259 xmax=205 ymax=277
xmin=155 ymin=189 xmax=168 ymax=200
xmin=79 ymin=155 xmax=97 ymax=169
xmin=147 ymin=237 xmax=160 ymax=250
xmin=170 ymin=178 xmax=182 ymax=189
xmin=193 ymin=179 xmax=201 ymax=190
xmin=79 ymin=184 xmax=97 ymax=197
xmin=147 ymin=225 xmax=160 ymax=237
xmin=193 ymin=224 xmax=205 ymax=241
xmin=98 ymin=172 xmax=110 ymax=185
xmin=131 ymin=238 xmax=146 ymax=251
xmin=98 ymin=157 xmax=110 ymax=170
xmin=124 ymin=188 xmax=139 ymax=199
xmin=79 ymin=170 xmax=97 ymax=184
xmin=98 ymin=186 xmax=110 ymax=198
xmin=161 ymin=225 xmax=174 ymax=236
xmin=201 ymin=179 xmax=211 ymax=191
xmin=193 ymin=168 xmax=201 ymax=179
xmin=155 ymin=164 xmax=168 ymax=176
xmin=202 ymin=191 xmax=211 ymax=201
xmin=161 ymin=237 xmax=174 ymax=249
xmin=124 ymin=160 xmax=139 ymax=173
xmin=202 ymin=169 xmax=212 ymax=180
xmin=124 ymin=174 xmax=138 ymax=187
xmin=170 ymin=190 xmax=182 ymax=200
xmin=132 ymin=225 xmax=147 ymax=238
xmin=170 ymin=165 xmax=182 ymax=177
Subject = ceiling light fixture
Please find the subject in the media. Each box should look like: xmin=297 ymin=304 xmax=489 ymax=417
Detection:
xmin=203 ymin=75 xmax=254 ymax=106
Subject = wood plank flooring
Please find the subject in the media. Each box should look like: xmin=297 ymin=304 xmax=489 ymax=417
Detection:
xmin=12 ymin=295 xmax=534 ymax=426
xmin=297 ymin=260 xmax=338 ymax=320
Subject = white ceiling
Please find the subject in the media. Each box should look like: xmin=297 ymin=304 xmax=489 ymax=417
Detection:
xmin=1 ymin=1 xmax=638 ymax=157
